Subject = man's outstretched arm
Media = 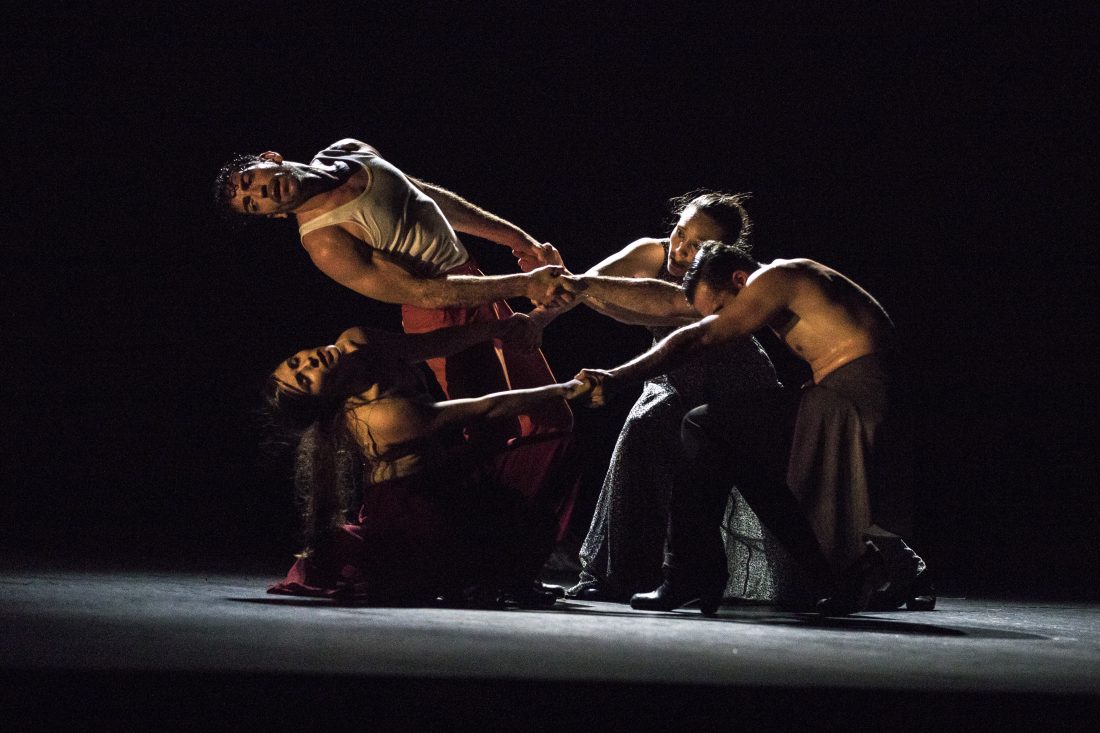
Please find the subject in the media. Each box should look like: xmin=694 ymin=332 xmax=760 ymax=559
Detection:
xmin=303 ymin=227 xmax=564 ymax=308
xmin=576 ymin=316 xmax=726 ymax=406
xmin=576 ymin=271 xmax=789 ymax=405
xmin=409 ymin=177 xmax=547 ymax=266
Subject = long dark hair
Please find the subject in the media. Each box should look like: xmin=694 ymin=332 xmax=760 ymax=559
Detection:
xmin=668 ymin=189 xmax=754 ymax=246
xmin=262 ymin=366 xmax=363 ymax=554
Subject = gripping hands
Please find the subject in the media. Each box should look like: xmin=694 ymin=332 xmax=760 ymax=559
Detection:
xmin=512 ymin=241 xmax=565 ymax=272
xmin=567 ymin=368 xmax=616 ymax=407
xmin=522 ymin=266 xmax=593 ymax=308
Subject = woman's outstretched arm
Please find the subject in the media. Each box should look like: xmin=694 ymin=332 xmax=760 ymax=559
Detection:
xmin=428 ymin=381 xmax=584 ymax=433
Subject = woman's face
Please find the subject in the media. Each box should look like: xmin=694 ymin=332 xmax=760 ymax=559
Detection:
xmin=273 ymin=345 xmax=343 ymax=397
xmin=667 ymin=206 xmax=727 ymax=279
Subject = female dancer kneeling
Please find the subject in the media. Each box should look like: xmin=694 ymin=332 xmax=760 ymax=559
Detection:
xmin=264 ymin=316 xmax=583 ymax=607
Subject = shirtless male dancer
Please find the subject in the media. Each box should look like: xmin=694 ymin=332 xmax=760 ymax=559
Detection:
xmin=214 ymin=138 xmax=571 ymax=437
xmin=566 ymin=241 xmax=933 ymax=615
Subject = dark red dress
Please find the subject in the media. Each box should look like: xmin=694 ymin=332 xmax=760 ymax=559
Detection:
xmin=269 ymin=431 xmax=577 ymax=604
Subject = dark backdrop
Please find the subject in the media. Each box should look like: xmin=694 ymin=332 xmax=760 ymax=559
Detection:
xmin=4 ymin=4 xmax=1096 ymax=598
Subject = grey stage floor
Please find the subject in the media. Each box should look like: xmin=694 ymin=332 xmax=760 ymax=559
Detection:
xmin=2 ymin=565 xmax=1098 ymax=729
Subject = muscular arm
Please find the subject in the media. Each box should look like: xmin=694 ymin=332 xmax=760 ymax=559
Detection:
xmin=581 ymin=239 xmax=699 ymax=325
xmin=409 ymin=177 xmax=543 ymax=260
xmin=325 ymin=138 xmax=545 ymax=266
xmin=600 ymin=317 xmax=727 ymax=385
xmin=302 ymin=227 xmax=561 ymax=308
xmin=567 ymin=275 xmax=697 ymax=321
xmin=581 ymin=269 xmax=791 ymax=397
xmin=532 ymin=239 xmax=699 ymax=330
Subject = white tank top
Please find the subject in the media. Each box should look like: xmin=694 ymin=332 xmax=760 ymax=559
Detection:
xmin=297 ymin=146 xmax=469 ymax=277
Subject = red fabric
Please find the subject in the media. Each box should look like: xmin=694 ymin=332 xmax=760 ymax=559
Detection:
xmin=268 ymin=432 xmax=579 ymax=602
xmin=400 ymin=259 xmax=573 ymax=437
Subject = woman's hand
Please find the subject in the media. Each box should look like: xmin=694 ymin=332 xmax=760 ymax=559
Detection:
xmin=570 ymin=368 xmax=616 ymax=407
xmin=560 ymin=378 xmax=590 ymax=401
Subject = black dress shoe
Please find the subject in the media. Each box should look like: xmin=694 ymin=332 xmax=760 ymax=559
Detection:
xmin=816 ymin=541 xmax=890 ymax=616
xmin=565 ymin=580 xmax=631 ymax=603
xmin=507 ymin=586 xmax=559 ymax=609
xmin=905 ymin=570 xmax=936 ymax=611
xmin=630 ymin=581 xmax=723 ymax=616
xmin=535 ymin=582 xmax=567 ymax=599
xmin=868 ymin=568 xmax=937 ymax=611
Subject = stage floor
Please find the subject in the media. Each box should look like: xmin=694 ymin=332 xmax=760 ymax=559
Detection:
xmin=2 ymin=564 xmax=1098 ymax=729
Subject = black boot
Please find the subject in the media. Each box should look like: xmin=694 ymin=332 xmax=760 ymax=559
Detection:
xmin=630 ymin=581 xmax=723 ymax=616
xmin=565 ymin=579 xmax=631 ymax=603
xmin=868 ymin=568 xmax=937 ymax=611
xmin=815 ymin=541 xmax=890 ymax=616
xmin=507 ymin=585 xmax=559 ymax=609
xmin=535 ymin=581 xmax=567 ymax=599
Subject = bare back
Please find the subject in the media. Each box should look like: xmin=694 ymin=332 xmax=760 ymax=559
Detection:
xmin=345 ymin=393 xmax=442 ymax=486
xmin=337 ymin=347 xmax=446 ymax=486
xmin=758 ymin=259 xmax=895 ymax=382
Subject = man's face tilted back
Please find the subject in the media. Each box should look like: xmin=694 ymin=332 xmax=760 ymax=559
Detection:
xmin=227 ymin=157 xmax=307 ymax=217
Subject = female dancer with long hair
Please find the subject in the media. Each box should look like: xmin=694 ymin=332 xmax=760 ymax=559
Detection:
xmin=264 ymin=316 xmax=581 ymax=607
xmin=521 ymin=191 xmax=793 ymax=604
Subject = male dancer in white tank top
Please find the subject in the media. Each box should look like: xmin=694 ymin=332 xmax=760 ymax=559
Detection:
xmin=215 ymin=138 xmax=571 ymax=439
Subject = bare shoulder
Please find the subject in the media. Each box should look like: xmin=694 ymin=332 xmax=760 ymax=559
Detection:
xmin=750 ymin=259 xmax=801 ymax=281
xmin=763 ymin=259 xmax=877 ymax=310
xmin=347 ymin=395 xmax=432 ymax=444
xmin=330 ymin=138 xmax=381 ymax=155
xmin=768 ymin=257 xmax=818 ymax=271
xmin=759 ymin=258 xmax=832 ymax=284
xmin=589 ymin=237 xmax=667 ymax=277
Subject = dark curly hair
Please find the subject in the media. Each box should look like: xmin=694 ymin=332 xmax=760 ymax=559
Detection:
xmin=668 ymin=190 xmax=753 ymax=246
xmin=682 ymin=240 xmax=761 ymax=305
xmin=212 ymin=153 xmax=263 ymax=216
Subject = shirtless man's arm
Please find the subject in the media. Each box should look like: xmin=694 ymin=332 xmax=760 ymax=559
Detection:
xmin=301 ymin=226 xmax=563 ymax=308
xmin=575 ymin=267 xmax=793 ymax=405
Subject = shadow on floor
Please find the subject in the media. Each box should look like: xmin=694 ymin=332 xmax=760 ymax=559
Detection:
xmin=228 ymin=595 xmax=1049 ymax=640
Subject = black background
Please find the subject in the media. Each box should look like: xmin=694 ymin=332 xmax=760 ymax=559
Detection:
xmin=4 ymin=4 xmax=1096 ymax=597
